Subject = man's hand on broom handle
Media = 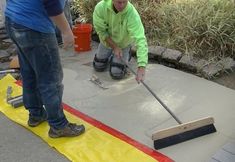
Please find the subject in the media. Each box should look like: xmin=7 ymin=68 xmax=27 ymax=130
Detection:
xmin=136 ymin=66 xmax=145 ymax=84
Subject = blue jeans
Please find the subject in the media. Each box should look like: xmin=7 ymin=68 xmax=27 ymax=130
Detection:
xmin=5 ymin=17 xmax=68 ymax=129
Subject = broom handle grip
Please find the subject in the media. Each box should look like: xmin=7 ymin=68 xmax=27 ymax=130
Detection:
xmin=123 ymin=59 xmax=182 ymax=124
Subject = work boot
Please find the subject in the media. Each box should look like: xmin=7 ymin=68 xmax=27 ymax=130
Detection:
xmin=48 ymin=123 xmax=85 ymax=138
xmin=28 ymin=115 xmax=47 ymax=127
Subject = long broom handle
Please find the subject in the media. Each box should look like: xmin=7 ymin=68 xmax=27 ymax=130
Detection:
xmin=122 ymin=58 xmax=182 ymax=124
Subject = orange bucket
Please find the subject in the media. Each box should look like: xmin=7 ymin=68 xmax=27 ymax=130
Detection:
xmin=73 ymin=23 xmax=92 ymax=52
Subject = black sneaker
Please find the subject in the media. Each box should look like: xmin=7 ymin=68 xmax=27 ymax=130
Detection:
xmin=28 ymin=115 xmax=47 ymax=127
xmin=48 ymin=123 xmax=85 ymax=138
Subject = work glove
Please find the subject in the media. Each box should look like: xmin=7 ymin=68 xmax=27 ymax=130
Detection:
xmin=136 ymin=66 xmax=145 ymax=83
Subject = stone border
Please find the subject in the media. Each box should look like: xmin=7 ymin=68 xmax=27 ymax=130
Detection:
xmin=131 ymin=46 xmax=235 ymax=79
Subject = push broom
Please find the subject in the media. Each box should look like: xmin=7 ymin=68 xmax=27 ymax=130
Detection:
xmin=121 ymin=58 xmax=216 ymax=149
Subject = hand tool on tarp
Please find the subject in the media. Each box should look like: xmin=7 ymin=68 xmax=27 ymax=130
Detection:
xmin=6 ymin=86 xmax=23 ymax=108
xmin=121 ymin=58 xmax=216 ymax=149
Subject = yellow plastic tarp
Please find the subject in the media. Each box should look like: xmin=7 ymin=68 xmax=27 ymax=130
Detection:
xmin=0 ymin=75 xmax=172 ymax=162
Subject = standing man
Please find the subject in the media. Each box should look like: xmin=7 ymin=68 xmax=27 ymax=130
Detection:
xmin=4 ymin=0 xmax=85 ymax=138
xmin=93 ymin=0 xmax=148 ymax=82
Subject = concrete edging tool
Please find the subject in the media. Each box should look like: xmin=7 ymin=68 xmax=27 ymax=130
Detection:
xmin=6 ymin=86 xmax=23 ymax=108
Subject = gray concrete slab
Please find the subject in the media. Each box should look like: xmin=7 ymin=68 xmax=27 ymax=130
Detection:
xmin=60 ymin=44 xmax=235 ymax=162
xmin=0 ymin=113 xmax=69 ymax=162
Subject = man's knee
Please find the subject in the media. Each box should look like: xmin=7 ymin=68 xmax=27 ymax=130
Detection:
xmin=93 ymin=54 xmax=109 ymax=72
xmin=109 ymin=61 xmax=127 ymax=80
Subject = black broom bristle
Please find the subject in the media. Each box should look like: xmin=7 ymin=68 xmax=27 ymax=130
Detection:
xmin=154 ymin=124 xmax=216 ymax=149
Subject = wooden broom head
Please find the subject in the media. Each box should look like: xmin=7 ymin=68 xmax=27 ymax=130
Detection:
xmin=152 ymin=117 xmax=216 ymax=149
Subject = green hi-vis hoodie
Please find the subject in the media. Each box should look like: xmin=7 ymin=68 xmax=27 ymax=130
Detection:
xmin=93 ymin=0 xmax=148 ymax=67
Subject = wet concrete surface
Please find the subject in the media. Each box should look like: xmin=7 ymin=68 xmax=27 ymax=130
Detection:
xmin=59 ymin=46 xmax=235 ymax=162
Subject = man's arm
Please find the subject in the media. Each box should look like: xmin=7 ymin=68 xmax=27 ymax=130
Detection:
xmin=93 ymin=2 xmax=109 ymax=42
xmin=127 ymin=10 xmax=148 ymax=68
xmin=50 ymin=13 xmax=74 ymax=49
xmin=127 ymin=9 xmax=148 ymax=83
xmin=43 ymin=0 xmax=74 ymax=49
xmin=105 ymin=37 xmax=123 ymax=58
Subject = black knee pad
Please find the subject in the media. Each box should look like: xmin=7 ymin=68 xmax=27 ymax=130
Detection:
xmin=109 ymin=61 xmax=127 ymax=80
xmin=93 ymin=54 xmax=109 ymax=72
